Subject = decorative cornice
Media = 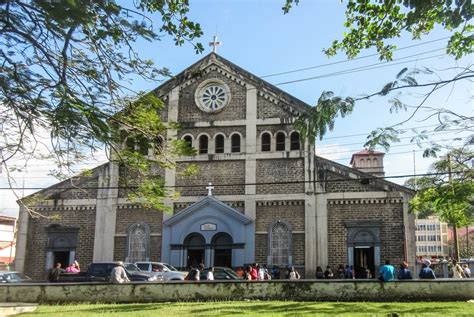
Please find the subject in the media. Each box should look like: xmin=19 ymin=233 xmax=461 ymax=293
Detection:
xmin=33 ymin=205 xmax=95 ymax=212
xmin=256 ymin=200 xmax=305 ymax=207
xmin=328 ymin=198 xmax=403 ymax=205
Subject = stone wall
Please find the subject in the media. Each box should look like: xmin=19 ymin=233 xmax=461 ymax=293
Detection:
xmin=0 ymin=281 xmax=472 ymax=303
xmin=257 ymin=94 xmax=291 ymax=119
xmin=175 ymin=161 xmax=245 ymax=196
xmin=23 ymin=207 xmax=96 ymax=280
xmin=327 ymin=202 xmax=405 ymax=269
xmin=256 ymin=159 xmax=304 ymax=194
xmin=115 ymin=207 xmax=163 ymax=234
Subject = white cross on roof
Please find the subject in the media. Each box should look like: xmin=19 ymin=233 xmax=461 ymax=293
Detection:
xmin=206 ymin=182 xmax=214 ymax=196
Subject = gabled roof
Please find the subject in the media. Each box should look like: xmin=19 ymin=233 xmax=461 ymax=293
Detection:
xmin=163 ymin=195 xmax=253 ymax=227
xmin=152 ymin=53 xmax=312 ymax=116
xmin=315 ymin=154 xmax=414 ymax=195
xmin=19 ymin=163 xmax=109 ymax=201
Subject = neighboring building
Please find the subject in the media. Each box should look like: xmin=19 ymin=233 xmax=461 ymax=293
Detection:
xmin=415 ymin=216 xmax=449 ymax=258
xmin=350 ymin=149 xmax=385 ymax=177
xmin=15 ymin=53 xmax=416 ymax=280
xmin=0 ymin=215 xmax=16 ymax=265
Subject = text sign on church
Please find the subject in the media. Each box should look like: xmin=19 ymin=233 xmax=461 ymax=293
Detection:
xmin=200 ymin=223 xmax=217 ymax=231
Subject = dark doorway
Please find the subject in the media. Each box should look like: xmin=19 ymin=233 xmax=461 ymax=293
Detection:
xmin=53 ymin=251 xmax=70 ymax=268
xmin=354 ymin=246 xmax=375 ymax=278
xmin=187 ymin=249 xmax=204 ymax=269
xmin=212 ymin=232 xmax=233 ymax=268
xmin=214 ymin=249 xmax=232 ymax=267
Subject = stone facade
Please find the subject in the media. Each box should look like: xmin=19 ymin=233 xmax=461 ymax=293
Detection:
xmin=16 ymin=53 xmax=415 ymax=280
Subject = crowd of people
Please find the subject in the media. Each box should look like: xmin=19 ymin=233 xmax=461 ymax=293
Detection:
xmin=48 ymin=258 xmax=471 ymax=283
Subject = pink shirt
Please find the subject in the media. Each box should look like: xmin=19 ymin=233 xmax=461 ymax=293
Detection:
xmin=65 ymin=266 xmax=79 ymax=273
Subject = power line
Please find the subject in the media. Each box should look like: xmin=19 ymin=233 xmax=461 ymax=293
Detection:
xmin=274 ymin=52 xmax=446 ymax=86
xmin=261 ymin=37 xmax=451 ymax=78
xmin=0 ymin=171 xmax=465 ymax=190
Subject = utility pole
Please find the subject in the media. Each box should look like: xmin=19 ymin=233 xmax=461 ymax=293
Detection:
xmin=447 ymin=154 xmax=460 ymax=261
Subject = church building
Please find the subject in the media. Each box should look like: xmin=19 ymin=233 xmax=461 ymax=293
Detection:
xmin=15 ymin=53 xmax=416 ymax=279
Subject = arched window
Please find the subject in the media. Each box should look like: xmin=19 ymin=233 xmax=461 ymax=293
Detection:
xmin=359 ymin=159 xmax=365 ymax=167
xmin=373 ymin=158 xmax=378 ymax=167
xmin=199 ymin=135 xmax=208 ymax=154
xmin=231 ymin=134 xmax=241 ymax=153
xmin=261 ymin=133 xmax=271 ymax=152
xmin=215 ymin=134 xmax=225 ymax=153
xmin=125 ymin=135 xmax=149 ymax=155
xmin=126 ymin=223 xmax=150 ymax=263
xmin=183 ymin=135 xmax=193 ymax=150
xmin=290 ymin=132 xmax=300 ymax=150
xmin=154 ymin=136 xmax=164 ymax=155
xmin=366 ymin=158 xmax=371 ymax=167
xmin=269 ymin=221 xmax=291 ymax=266
xmin=276 ymin=132 xmax=286 ymax=151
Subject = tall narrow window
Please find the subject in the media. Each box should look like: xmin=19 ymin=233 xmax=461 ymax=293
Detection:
xmin=261 ymin=133 xmax=271 ymax=152
xmin=269 ymin=221 xmax=291 ymax=266
xmin=290 ymin=132 xmax=300 ymax=150
xmin=231 ymin=134 xmax=241 ymax=153
xmin=127 ymin=223 xmax=150 ymax=263
xmin=276 ymin=132 xmax=285 ymax=151
xmin=215 ymin=134 xmax=225 ymax=153
xmin=199 ymin=135 xmax=208 ymax=154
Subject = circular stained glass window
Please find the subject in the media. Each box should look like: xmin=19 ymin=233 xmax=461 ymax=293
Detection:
xmin=195 ymin=80 xmax=231 ymax=113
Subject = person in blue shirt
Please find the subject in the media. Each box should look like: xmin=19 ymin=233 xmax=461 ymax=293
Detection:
xmin=419 ymin=260 xmax=436 ymax=279
xmin=379 ymin=260 xmax=395 ymax=281
xmin=397 ymin=261 xmax=413 ymax=279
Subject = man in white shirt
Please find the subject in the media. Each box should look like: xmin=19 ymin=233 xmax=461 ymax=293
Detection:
xmin=110 ymin=261 xmax=131 ymax=284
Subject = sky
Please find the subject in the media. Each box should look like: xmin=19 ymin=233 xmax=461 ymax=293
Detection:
xmin=0 ymin=0 xmax=472 ymax=217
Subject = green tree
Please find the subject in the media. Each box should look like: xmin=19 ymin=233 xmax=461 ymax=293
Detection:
xmin=0 ymin=0 xmax=203 ymax=215
xmin=287 ymin=0 xmax=473 ymax=153
xmin=408 ymin=146 xmax=474 ymax=260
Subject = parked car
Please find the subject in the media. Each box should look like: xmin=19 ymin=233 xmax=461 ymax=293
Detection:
xmin=0 ymin=271 xmax=32 ymax=283
xmin=135 ymin=262 xmax=188 ymax=281
xmin=199 ymin=267 xmax=241 ymax=280
xmin=58 ymin=262 xmax=159 ymax=283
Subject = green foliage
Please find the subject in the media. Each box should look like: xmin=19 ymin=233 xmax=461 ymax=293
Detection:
xmin=322 ymin=0 xmax=473 ymax=61
xmin=294 ymin=91 xmax=354 ymax=142
xmin=407 ymin=147 xmax=473 ymax=227
xmin=0 ymin=1 xmax=204 ymax=213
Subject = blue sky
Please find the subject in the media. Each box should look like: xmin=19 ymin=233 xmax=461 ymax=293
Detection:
xmin=0 ymin=0 xmax=472 ymax=216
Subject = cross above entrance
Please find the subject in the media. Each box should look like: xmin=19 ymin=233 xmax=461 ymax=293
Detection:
xmin=209 ymin=35 xmax=221 ymax=53
xmin=206 ymin=182 xmax=214 ymax=196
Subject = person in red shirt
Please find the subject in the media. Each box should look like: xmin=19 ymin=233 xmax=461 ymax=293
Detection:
xmin=250 ymin=263 xmax=259 ymax=280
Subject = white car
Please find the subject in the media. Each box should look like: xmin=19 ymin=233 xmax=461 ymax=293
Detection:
xmin=135 ymin=262 xmax=188 ymax=281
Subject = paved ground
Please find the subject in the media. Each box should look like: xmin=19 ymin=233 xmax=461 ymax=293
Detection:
xmin=0 ymin=303 xmax=38 ymax=316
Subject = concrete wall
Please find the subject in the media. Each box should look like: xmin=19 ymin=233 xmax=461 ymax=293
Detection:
xmin=0 ymin=281 xmax=472 ymax=303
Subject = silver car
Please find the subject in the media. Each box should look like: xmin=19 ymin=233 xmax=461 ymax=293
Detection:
xmin=135 ymin=262 xmax=188 ymax=281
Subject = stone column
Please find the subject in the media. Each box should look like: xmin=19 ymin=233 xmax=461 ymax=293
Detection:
xmin=305 ymin=141 xmax=317 ymax=276
xmin=93 ymin=162 xmax=119 ymax=261
xmin=315 ymin=194 xmax=328 ymax=268
xmin=163 ymin=87 xmax=180 ymax=222
xmin=244 ymin=84 xmax=257 ymax=220
xmin=14 ymin=205 xmax=29 ymax=272
xmin=402 ymin=192 xmax=416 ymax=271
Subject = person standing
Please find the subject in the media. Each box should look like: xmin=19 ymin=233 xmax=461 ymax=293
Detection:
xmin=379 ymin=260 xmax=395 ymax=281
xmin=250 ymin=263 xmax=259 ymax=280
xmin=206 ymin=267 xmax=214 ymax=281
xmin=110 ymin=261 xmax=130 ymax=284
xmin=419 ymin=260 xmax=436 ymax=279
xmin=324 ymin=265 xmax=334 ymax=279
xmin=48 ymin=263 xmax=64 ymax=283
xmin=397 ymin=261 xmax=413 ymax=280
xmin=462 ymin=264 xmax=471 ymax=278
xmin=315 ymin=266 xmax=324 ymax=279
xmin=289 ymin=266 xmax=300 ymax=280
xmin=452 ymin=260 xmax=465 ymax=278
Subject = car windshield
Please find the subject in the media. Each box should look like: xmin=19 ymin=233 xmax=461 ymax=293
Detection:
xmin=162 ymin=263 xmax=178 ymax=271
xmin=124 ymin=263 xmax=141 ymax=272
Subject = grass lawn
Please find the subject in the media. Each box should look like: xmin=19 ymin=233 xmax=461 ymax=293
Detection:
xmin=21 ymin=301 xmax=473 ymax=316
